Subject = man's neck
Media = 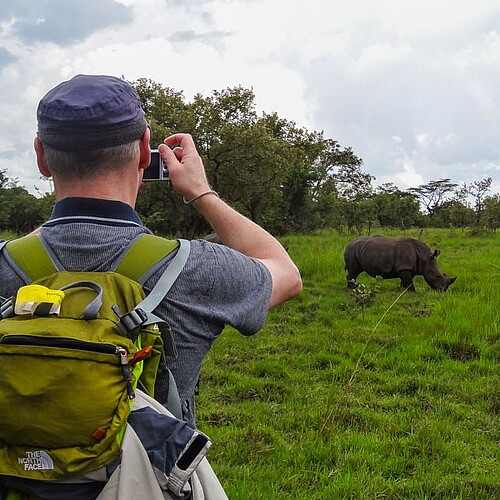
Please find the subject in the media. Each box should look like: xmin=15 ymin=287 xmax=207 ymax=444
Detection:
xmin=54 ymin=176 xmax=138 ymax=207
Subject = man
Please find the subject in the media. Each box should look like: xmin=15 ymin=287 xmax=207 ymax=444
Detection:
xmin=0 ymin=74 xmax=302 ymax=429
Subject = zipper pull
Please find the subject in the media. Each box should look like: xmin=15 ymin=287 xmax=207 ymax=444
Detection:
xmin=117 ymin=347 xmax=135 ymax=399
xmin=131 ymin=345 xmax=153 ymax=365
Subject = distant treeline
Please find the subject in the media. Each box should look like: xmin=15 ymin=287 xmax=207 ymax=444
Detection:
xmin=4 ymin=79 xmax=500 ymax=236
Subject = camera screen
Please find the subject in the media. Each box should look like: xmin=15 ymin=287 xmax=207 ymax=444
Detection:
xmin=143 ymin=150 xmax=169 ymax=181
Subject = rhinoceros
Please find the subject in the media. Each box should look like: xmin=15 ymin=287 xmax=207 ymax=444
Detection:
xmin=344 ymin=236 xmax=456 ymax=292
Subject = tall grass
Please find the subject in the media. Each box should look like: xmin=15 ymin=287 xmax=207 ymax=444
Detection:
xmin=197 ymin=229 xmax=499 ymax=499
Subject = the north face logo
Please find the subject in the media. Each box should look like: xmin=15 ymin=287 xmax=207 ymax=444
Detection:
xmin=17 ymin=450 xmax=54 ymax=471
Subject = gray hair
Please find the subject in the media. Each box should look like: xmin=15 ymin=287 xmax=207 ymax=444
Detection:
xmin=42 ymin=140 xmax=140 ymax=180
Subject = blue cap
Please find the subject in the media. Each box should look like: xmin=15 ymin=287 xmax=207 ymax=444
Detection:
xmin=37 ymin=74 xmax=148 ymax=152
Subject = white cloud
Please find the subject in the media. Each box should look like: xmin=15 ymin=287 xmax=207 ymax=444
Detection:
xmin=383 ymin=157 xmax=424 ymax=191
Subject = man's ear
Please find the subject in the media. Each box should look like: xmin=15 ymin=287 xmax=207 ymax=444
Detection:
xmin=34 ymin=138 xmax=51 ymax=177
xmin=138 ymin=127 xmax=151 ymax=170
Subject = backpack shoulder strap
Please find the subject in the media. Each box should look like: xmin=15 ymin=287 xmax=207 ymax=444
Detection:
xmin=117 ymin=237 xmax=190 ymax=420
xmin=136 ymin=239 xmax=190 ymax=314
xmin=114 ymin=233 xmax=180 ymax=282
xmin=1 ymin=234 xmax=58 ymax=284
xmin=116 ymin=238 xmax=191 ymax=336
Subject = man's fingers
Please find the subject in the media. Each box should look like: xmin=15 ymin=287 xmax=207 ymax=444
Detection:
xmin=158 ymin=143 xmax=177 ymax=166
xmin=163 ymin=133 xmax=190 ymax=146
xmin=158 ymin=145 xmax=185 ymax=176
xmin=163 ymin=133 xmax=196 ymax=154
xmin=173 ymin=146 xmax=183 ymax=161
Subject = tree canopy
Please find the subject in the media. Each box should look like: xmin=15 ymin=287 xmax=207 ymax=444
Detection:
xmin=133 ymin=79 xmax=368 ymax=237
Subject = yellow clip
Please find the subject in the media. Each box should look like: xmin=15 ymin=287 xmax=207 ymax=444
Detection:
xmin=15 ymin=285 xmax=65 ymax=316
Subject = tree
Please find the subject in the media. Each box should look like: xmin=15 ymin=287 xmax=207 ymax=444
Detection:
xmin=483 ymin=194 xmax=500 ymax=231
xmin=132 ymin=78 xmax=193 ymax=139
xmin=309 ymin=138 xmax=371 ymax=201
xmin=306 ymin=135 xmax=371 ymax=231
xmin=133 ymin=82 xmax=297 ymax=236
xmin=432 ymin=200 xmax=474 ymax=229
xmin=190 ymin=88 xmax=296 ymax=233
xmin=407 ymin=179 xmax=458 ymax=217
xmin=345 ymin=195 xmax=377 ymax=234
xmin=133 ymin=80 xmax=374 ymax=236
xmin=264 ymin=120 xmax=324 ymax=233
xmin=462 ymin=177 xmax=492 ymax=228
xmin=0 ymin=184 xmax=48 ymax=233
xmin=372 ymin=183 xmax=421 ymax=229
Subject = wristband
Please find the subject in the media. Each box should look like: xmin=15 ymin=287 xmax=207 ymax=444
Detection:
xmin=183 ymin=190 xmax=220 ymax=205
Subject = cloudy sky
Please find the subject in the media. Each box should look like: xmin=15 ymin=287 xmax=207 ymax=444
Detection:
xmin=1 ymin=0 xmax=500 ymax=196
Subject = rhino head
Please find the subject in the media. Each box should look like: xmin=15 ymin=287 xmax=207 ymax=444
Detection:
xmin=423 ymin=249 xmax=457 ymax=291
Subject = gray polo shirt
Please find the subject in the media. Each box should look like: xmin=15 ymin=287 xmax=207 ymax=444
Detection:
xmin=0 ymin=197 xmax=273 ymax=427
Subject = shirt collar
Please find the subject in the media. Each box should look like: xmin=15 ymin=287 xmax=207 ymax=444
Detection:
xmin=46 ymin=197 xmax=143 ymax=227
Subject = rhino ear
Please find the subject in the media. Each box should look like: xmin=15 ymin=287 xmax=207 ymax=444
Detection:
xmin=433 ymin=249 xmax=441 ymax=258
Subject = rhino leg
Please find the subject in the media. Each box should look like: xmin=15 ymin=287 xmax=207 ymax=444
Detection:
xmin=398 ymin=270 xmax=416 ymax=292
xmin=347 ymin=278 xmax=358 ymax=289
xmin=345 ymin=264 xmax=361 ymax=289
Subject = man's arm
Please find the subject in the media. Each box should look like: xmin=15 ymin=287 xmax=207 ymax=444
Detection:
xmin=158 ymin=134 xmax=302 ymax=308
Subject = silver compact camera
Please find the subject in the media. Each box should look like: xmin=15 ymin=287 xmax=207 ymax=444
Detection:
xmin=143 ymin=149 xmax=169 ymax=181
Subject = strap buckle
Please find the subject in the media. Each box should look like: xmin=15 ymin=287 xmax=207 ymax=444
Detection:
xmin=116 ymin=307 xmax=148 ymax=340
xmin=0 ymin=296 xmax=14 ymax=319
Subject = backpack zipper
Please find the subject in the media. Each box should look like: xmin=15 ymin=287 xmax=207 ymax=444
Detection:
xmin=0 ymin=334 xmax=135 ymax=399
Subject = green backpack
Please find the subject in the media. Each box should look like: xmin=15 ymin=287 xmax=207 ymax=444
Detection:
xmin=0 ymin=233 xmax=190 ymax=480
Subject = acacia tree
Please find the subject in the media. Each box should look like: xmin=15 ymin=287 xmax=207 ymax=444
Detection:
xmin=407 ymin=179 xmax=458 ymax=218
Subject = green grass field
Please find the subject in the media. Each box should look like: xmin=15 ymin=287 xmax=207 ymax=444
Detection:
xmin=196 ymin=228 xmax=500 ymax=499
xmin=1 ymin=228 xmax=497 ymax=498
